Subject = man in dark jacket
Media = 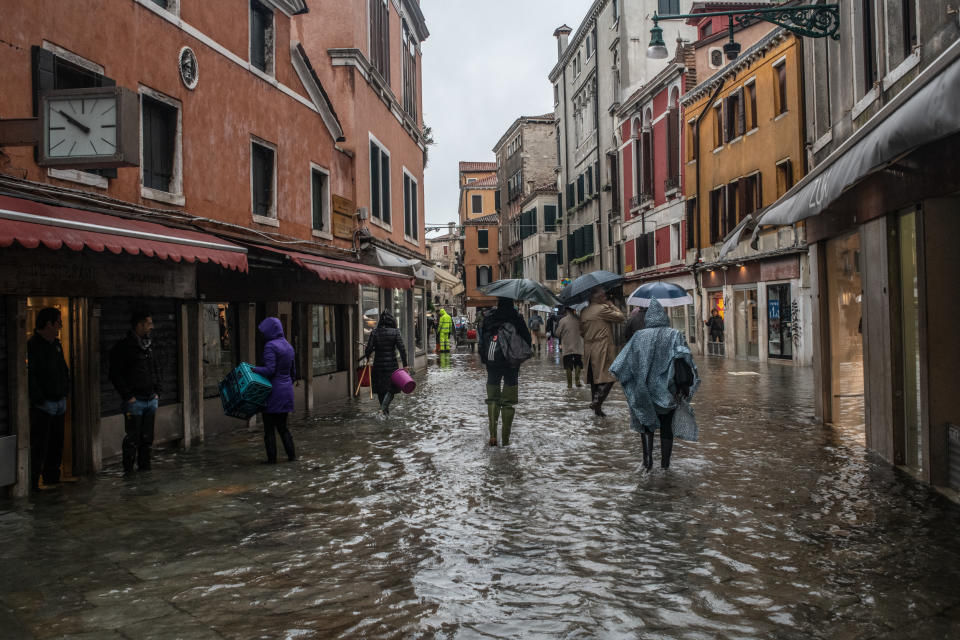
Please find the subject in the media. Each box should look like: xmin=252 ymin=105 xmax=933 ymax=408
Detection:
xmin=478 ymin=298 xmax=532 ymax=446
xmin=27 ymin=307 xmax=70 ymax=490
xmin=109 ymin=309 xmax=161 ymax=473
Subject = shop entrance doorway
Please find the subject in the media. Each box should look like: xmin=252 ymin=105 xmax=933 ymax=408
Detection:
xmin=25 ymin=296 xmax=74 ymax=481
xmin=825 ymin=232 xmax=864 ymax=430
xmin=734 ymin=288 xmax=759 ymax=358
xmin=767 ymin=283 xmax=794 ymax=360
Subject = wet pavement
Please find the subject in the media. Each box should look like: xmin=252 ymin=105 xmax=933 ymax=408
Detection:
xmin=2 ymin=351 xmax=960 ymax=639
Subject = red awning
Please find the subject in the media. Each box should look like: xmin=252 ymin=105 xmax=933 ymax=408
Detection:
xmin=252 ymin=244 xmax=413 ymax=290
xmin=0 ymin=194 xmax=248 ymax=272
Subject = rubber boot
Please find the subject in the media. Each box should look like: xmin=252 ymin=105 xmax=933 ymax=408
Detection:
xmin=138 ymin=410 xmax=155 ymax=471
xmin=641 ymin=432 xmax=655 ymax=472
xmin=381 ymin=391 xmax=395 ymax=417
xmin=565 ymin=368 xmax=573 ymax=389
xmin=593 ymin=383 xmax=613 ymax=417
xmin=661 ymin=436 xmax=674 ymax=469
xmin=575 ymin=367 xmax=583 ymax=387
xmin=122 ymin=413 xmax=142 ymax=473
xmin=485 ymin=384 xmax=501 ymax=446
xmin=499 ymin=385 xmax=518 ymax=446
xmin=278 ymin=422 xmax=296 ymax=462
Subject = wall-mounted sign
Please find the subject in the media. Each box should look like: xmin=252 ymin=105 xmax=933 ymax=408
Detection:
xmin=332 ymin=195 xmax=354 ymax=240
xmin=179 ymin=47 xmax=199 ymax=90
xmin=38 ymin=87 xmax=139 ymax=169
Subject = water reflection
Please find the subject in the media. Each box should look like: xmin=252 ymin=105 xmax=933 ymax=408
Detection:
xmin=1 ymin=353 xmax=958 ymax=639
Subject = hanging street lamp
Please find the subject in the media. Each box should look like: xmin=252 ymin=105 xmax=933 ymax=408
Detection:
xmin=647 ymin=4 xmax=840 ymax=61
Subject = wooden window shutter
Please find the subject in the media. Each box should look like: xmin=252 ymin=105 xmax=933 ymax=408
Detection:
xmin=369 ymin=142 xmax=380 ymax=219
xmin=380 ymin=152 xmax=390 ymax=224
xmin=736 ymin=88 xmax=746 ymax=137
xmin=595 ymin=161 xmax=601 ymax=192
xmin=755 ymin=172 xmax=763 ymax=210
xmin=557 ymin=238 xmax=564 ymax=263
xmin=721 ymin=98 xmax=729 ymax=143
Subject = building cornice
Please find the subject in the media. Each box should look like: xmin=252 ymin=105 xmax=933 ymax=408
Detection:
xmin=548 ymin=0 xmax=608 ymax=82
xmin=681 ymin=28 xmax=788 ymax=107
xmin=399 ymin=0 xmax=430 ymax=42
xmin=492 ymin=114 xmax=555 ymax=153
xmin=617 ymin=62 xmax=685 ymax=120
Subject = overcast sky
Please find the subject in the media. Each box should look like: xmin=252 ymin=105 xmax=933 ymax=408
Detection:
xmin=419 ymin=0 xmax=590 ymax=234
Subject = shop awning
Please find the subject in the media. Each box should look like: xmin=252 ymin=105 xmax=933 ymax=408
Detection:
xmin=433 ymin=267 xmax=461 ymax=287
xmin=754 ymin=40 xmax=960 ymax=233
xmin=252 ymin=244 xmax=413 ymax=290
xmin=0 ymin=194 xmax=247 ymax=272
xmin=717 ymin=213 xmax=758 ymax=259
xmin=372 ymin=246 xmax=421 ymax=269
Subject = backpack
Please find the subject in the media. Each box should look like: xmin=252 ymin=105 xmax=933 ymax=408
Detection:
xmin=673 ymin=356 xmax=695 ymax=398
xmin=487 ymin=322 xmax=533 ymax=368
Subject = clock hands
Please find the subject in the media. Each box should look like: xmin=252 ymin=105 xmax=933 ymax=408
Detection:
xmin=57 ymin=109 xmax=91 ymax=134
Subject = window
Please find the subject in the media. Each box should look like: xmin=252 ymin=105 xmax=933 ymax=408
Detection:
xmin=745 ymin=81 xmax=758 ymax=130
xmin=635 ymin=232 xmax=655 ymax=269
xmin=686 ymin=120 xmax=697 ymax=162
xmin=403 ymin=172 xmax=418 ymax=240
xmin=861 ymin=0 xmax=877 ymax=95
xmin=712 ymin=103 xmax=723 ymax=148
xmin=577 ymin=174 xmax=584 ymax=203
xmin=149 ymin=0 xmax=179 ymax=14
xmin=150 ymin=0 xmax=169 ymax=8
xmin=671 ymin=223 xmax=682 ymax=261
xmin=250 ymin=1 xmax=274 ymax=74
xmin=641 ymin=118 xmax=653 ymax=196
xmin=312 ymin=305 xmax=343 ymax=376
xmin=685 ymin=198 xmax=696 ymax=248
xmin=586 ymin=34 xmax=593 ymax=59
xmin=776 ymin=160 xmax=794 ymax=197
xmin=554 ymin=83 xmax=560 ymax=105
xmin=478 ymin=228 xmax=489 ymax=250
xmin=251 ymin=139 xmax=276 ymax=218
xmin=612 ymin=0 xmax=619 ymax=22
xmin=402 ymin=21 xmax=418 ymax=118
xmin=310 ymin=166 xmax=330 ymax=232
xmin=545 ymin=254 xmax=558 ymax=281
xmin=369 ymin=138 xmax=391 ymax=224
xmin=477 ymin=265 xmax=492 ymax=287
xmin=468 ymin=194 xmax=482 ymax=215
xmin=370 ymin=0 xmax=390 ymax=82
xmin=202 ymin=303 xmax=237 ymax=398
xmin=544 ymin=205 xmax=557 ymax=232
xmin=495 ymin=189 xmax=501 ymax=212
xmin=666 ymin=105 xmax=680 ymax=184
xmin=586 ymin=166 xmax=594 ymax=196
xmin=709 ymin=186 xmax=724 ymax=243
xmin=443 ymin=245 xmax=448 ymax=256
xmin=141 ymin=94 xmax=178 ymax=193
xmin=726 ymin=179 xmax=738 ymax=232
xmin=900 ymin=0 xmax=917 ymax=62
xmin=740 ymin=173 xmax=762 ymax=218
xmin=774 ymin=61 xmax=788 ymax=115
xmin=658 ymin=0 xmax=680 ymax=15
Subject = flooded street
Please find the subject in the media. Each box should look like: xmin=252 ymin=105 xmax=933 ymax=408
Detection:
xmin=2 ymin=352 xmax=959 ymax=639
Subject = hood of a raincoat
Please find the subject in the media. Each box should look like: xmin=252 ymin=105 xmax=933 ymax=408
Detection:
xmin=439 ymin=309 xmax=450 ymax=319
xmin=258 ymin=317 xmax=285 ymax=340
xmin=377 ymin=311 xmax=397 ymax=329
xmin=644 ymin=299 xmax=669 ymax=328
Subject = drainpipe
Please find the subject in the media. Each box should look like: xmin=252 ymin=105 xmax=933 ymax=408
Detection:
xmin=594 ymin=71 xmax=605 ymax=271
xmin=561 ymin=68 xmax=571 ymax=279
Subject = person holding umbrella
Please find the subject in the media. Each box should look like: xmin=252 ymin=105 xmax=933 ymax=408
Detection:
xmin=554 ymin=306 xmax=584 ymax=388
xmin=478 ymin=298 xmax=532 ymax=446
xmin=580 ymin=288 xmax=625 ymax=416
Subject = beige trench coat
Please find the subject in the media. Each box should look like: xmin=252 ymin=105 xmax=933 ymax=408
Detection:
xmin=579 ymin=302 xmax=625 ymax=384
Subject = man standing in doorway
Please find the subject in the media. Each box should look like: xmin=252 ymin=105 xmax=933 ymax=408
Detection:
xmin=27 ymin=307 xmax=70 ymax=491
xmin=110 ymin=309 xmax=161 ymax=473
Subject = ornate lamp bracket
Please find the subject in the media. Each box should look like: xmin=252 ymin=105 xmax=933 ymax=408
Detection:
xmin=732 ymin=5 xmax=840 ymax=41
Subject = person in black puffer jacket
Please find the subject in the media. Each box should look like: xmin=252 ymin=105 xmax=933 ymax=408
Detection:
xmin=478 ymin=297 xmax=532 ymax=447
xmin=363 ymin=311 xmax=408 ymax=416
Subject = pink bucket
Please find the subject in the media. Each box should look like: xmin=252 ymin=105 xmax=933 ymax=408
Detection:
xmin=390 ymin=368 xmax=416 ymax=394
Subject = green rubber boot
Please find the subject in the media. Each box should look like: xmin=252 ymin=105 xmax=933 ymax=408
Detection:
xmin=486 ymin=384 xmax=501 ymax=446
xmin=565 ymin=368 xmax=573 ymax=388
xmin=499 ymin=385 xmax=518 ymax=446
xmin=574 ymin=366 xmax=583 ymax=387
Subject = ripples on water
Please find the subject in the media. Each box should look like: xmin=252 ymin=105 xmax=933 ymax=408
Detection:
xmin=1 ymin=353 xmax=959 ymax=639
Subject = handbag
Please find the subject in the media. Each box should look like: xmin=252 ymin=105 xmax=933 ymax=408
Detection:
xmin=671 ymin=396 xmax=699 ymax=442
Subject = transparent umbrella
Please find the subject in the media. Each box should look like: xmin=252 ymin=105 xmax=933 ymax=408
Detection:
xmin=478 ymin=279 xmax=561 ymax=307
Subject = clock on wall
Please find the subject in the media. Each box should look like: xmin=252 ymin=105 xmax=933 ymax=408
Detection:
xmin=38 ymin=87 xmax=139 ymax=169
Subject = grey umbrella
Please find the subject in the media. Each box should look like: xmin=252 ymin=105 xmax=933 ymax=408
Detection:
xmin=558 ymin=270 xmax=624 ymax=305
xmin=478 ymin=278 xmax=561 ymax=307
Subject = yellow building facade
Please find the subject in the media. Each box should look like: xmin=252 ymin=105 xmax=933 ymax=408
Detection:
xmin=458 ymin=162 xmax=499 ymax=223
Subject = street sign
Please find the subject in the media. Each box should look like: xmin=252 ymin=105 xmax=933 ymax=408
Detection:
xmin=332 ymin=194 xmax=354 ymax=240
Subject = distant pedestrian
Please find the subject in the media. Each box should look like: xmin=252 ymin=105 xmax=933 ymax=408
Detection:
xmin=545 ymin=312 xmax=558 ymax=352
xmin=610 ymin=299 xmax=699 ymax=472
xmin=528 ymin=312 xmax=544 ymax=352
xmin=705 ymin=309 xmax=724 ymax=343
xmin=363 ymin=310 xmax=408 ymax=417
xmin=479 ymin=298 xmax=532 ymax=446
xmin=580 ymin=289 xmax=625 ymax=416
xmin=554 ymin=307 xmax=584 ymax=389
xmin=625 ymin=306 xmax=647 ymax=341
xmin=27 ymin=307 xmax=70 ymax=490
xmin=252 ymin=317 xmax=296 ymax=464
xmin=109 ymin=309 xmax=161 ymax=473
xmin=437 ymin=308 xmax=453 ymax=353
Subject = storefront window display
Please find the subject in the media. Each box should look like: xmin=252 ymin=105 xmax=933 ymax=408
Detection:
xmin=825 ymin=231 xmax=863 ymax=428
xmin=415 ymin=287 xmax=426 ymax=354
xmin=311 ymin=305 xmax=341 ymax=376
xmin=392 ymin=288 xmax=408 ymax=348
xmin=767 ymin=283 xmax=793 ymax=359
xmin=361 ymin=286 xmax=380 ymax=345
xmin=735 ymin=288 xmax=759 ymax=358
xmin=668 ymin=304 xmax=693 ymax=342
xmin=898 ymin=210 xmax=922 ymax=471
xmin=202 ymin=303 xmax=236 ymax=398
xmin=706 ymin=290 xmax=726 ymax=356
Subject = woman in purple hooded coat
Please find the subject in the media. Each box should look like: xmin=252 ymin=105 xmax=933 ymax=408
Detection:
xmin=252 ymin=317 xmax=296 ymax=463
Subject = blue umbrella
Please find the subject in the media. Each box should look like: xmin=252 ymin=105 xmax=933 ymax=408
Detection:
xmin=558 ymin=270 xmax=624 ymax=305
xmin=627 ymin=281 xmax=693 ymax=307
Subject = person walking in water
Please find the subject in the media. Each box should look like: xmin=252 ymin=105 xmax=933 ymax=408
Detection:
xmin=610 ymin=299 xmax=699 ymax=472
xmin=554 ymin=306 xmax=584 ymax=389
xmin=437 ymin=308 xmax=453 ymax=353
xmin=363 ymin=310 xmax=408 ymax=417
xmin=528 ymin=312 xmax=543 ymax=353
xmin=479 ymin=297 xmax=532 ymax=446
xmin=545 ymin=312 xmax=558 ymax=353
xmin=252 ymin=317 xmax=296 ymax=463
xmin=580 ymin=288 xmax=625 ymax=416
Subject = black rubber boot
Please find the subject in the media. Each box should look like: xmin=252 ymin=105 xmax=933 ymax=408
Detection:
xmin=122 ymin=413 xmax=142 ymax=473
xmin=263 ymin=415 xmax=278 ymax=463
xmin=278 ymin=422 xmax=296 ymax=461
xmin=661 ymin=436 xmax=674 ymax=469
xmin=138 ymin=411 xmax=155 ymax=471
xmin=641 ymin=432 xmax=655 ymax=472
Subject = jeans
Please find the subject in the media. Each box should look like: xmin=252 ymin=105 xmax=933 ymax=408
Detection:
xmin=122 ymin=397 xmax=157 ymax=472
xmin=124 ymin=397 xmax=158 ymax=416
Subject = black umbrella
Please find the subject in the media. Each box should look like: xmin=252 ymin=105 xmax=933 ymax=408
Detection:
xmin=558 ymin=270 xmax=624 ymax=305
xmin=478 ymin=278 xmax=561 ymax=307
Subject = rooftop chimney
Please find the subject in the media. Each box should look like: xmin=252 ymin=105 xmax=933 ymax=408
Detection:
xmin=554 ymin=24 xmax=573 ymax=60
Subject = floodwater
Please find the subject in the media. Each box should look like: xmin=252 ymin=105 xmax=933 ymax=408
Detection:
xmin=2 ymin=351 xmax=959 ymax=639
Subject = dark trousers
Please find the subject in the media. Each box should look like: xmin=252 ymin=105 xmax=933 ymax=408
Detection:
xmin=641 ymin=411 xmax=676 ymax=470
xmin=263 ymin=412 xmax=296 ymax=462
xmin=122 ymin=409 xmax=156 ymax=472
xmin=30 ymin=408 xmax=65 ymax=488
xmin=486 ymin=365 xmax=519 ymax=387
xmin=376 ymin=391 xmax=395 ymax=414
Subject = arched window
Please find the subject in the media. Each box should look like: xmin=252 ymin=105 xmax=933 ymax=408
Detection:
xmin=641 ymin=108 xmax=654 ymax=197
xmin=667 ymin=88 xmax=681 ymax=186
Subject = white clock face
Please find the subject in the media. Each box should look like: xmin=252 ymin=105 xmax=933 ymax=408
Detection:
xmin=46 ymin=96 xmax=118 ymax=158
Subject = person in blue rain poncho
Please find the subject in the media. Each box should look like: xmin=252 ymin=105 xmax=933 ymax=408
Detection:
xmin=609 ymin=299 xmax=700 ymax=472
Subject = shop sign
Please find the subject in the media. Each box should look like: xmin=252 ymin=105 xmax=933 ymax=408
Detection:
xmin=332 ymin=195 xmax=355 ymax=240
